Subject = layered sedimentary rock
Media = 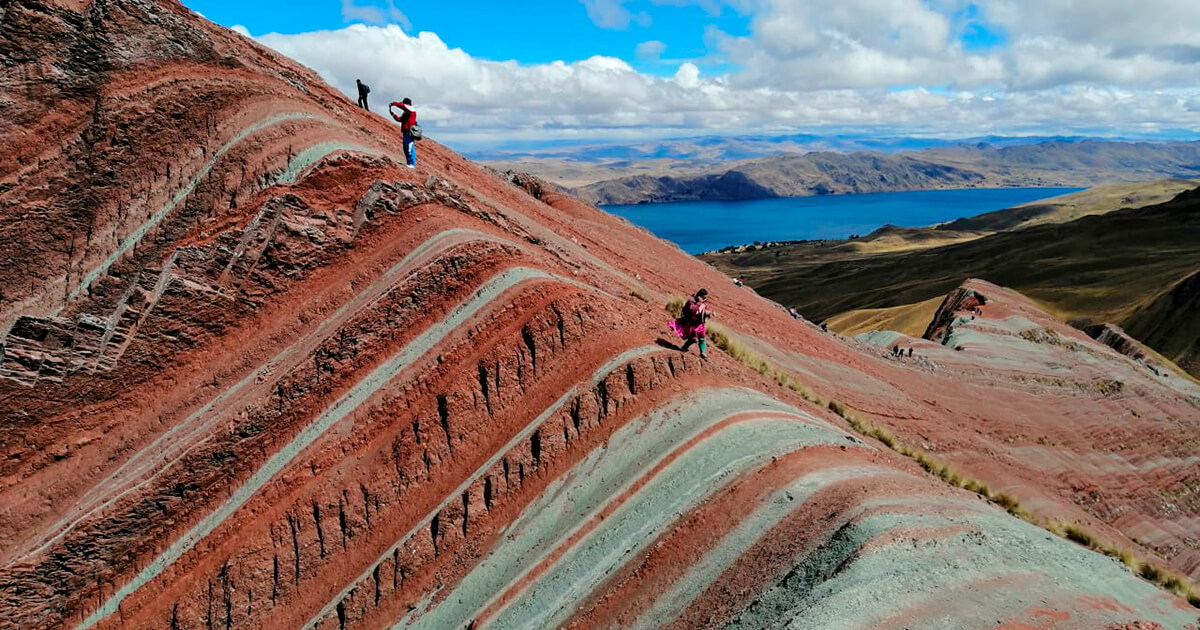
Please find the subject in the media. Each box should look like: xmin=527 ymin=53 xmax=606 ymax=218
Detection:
xmin=2 ymin=2 xmax=1199 ymax=629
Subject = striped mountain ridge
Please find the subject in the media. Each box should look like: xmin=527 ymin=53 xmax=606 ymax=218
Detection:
xmin=2 ymin=2 xmax=1199 ymax=630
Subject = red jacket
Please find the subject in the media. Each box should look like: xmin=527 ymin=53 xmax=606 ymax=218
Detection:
xmin=390 ymin=101 xmax=417 ymax=130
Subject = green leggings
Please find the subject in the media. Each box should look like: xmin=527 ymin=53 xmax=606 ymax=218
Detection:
xmin=681 ymin=337 xmax=706 ymax=354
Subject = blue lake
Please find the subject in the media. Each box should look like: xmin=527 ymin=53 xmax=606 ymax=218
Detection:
xmin=602 ymin=187 xmax=1083 ymax=254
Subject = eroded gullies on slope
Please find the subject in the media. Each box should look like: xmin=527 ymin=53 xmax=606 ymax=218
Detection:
xmin=0 ymin=189 xmax=512 ymax=540
xmin=396 ymin=386 xmax=1199 ymax=629
xmin=5 ymin=1 xmax=1200 ymax=628
xmin=303 ymin=343 xmax=666 ymax=629
xmin=179 ymin=322 xmax=700 ymax=630
xmin=79 ymin=266 xmax=592 ymax=629
xmin=397 ymin=388 xmax=856 ymax=629
xmin=69 ymin=202 xmax=703 ymax=630
xmin=4 ymin=155 xmax=591 ymax=626
xmin=4 ymin=228 xmax=506 ymax=566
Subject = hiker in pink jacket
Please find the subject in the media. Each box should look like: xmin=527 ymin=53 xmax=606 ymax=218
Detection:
xmin=669 ymin=288 xmax=712 ymax=360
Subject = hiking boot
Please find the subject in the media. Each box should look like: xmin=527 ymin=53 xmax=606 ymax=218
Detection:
xmin=406 ymin=164 xmax=416 ymax=169
xmin=700 ymin=353 xmax=709 ymax=361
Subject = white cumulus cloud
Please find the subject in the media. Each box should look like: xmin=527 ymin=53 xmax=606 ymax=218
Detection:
xmin=674 ymin=62 xmax=702 ymax=88
xmin=244 ymin=0 xmax=1200 ymax=144
xmin=713 ymin=0 xmax=1200 ymax=92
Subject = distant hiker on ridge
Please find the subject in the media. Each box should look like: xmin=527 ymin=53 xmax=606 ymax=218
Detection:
xmin=670 ymin=288 xmax=713 ymax=360
xmin=390 ymin=97 xmax=419 ymax=169
xmin=356 ymin=79 xmax=370 ymax=111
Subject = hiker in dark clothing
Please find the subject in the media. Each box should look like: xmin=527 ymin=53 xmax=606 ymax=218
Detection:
xmin=390 ymin=97 xmax=418 ymax=168
xmin=356 ymin=79 xmax=371 ymax=110
xmin=669 ymin=288 xmax=713 ymax=360
xmin=908 ymin=347 xmax=914 ymax=358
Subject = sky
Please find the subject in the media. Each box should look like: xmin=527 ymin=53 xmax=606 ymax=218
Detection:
xmin=184 ymin=0 xmax=1200 ymax=147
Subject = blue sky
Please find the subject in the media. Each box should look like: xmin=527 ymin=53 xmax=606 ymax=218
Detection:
xmin=183 ymin=0 xmax=1200 ymax=145
xmin=186 ymin=0 xmax=752 ymax=74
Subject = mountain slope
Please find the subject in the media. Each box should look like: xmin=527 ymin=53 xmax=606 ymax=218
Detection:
xmin=569 ymin=141 xmax=1200 ymax=205
xmin=1 ymin=2 xmax=1199 ymax=629
xmin=1124 ymin=269 xmax=1200 ymax=376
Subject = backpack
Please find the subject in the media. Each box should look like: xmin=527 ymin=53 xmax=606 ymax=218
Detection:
xmin=363 ymin=83 xmax=370 ymax=94
xmin=409 ymin=124 xmax=423 ymax=141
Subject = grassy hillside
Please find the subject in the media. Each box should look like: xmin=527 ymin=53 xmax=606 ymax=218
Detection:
xmin=825 ymin=297 xmax=945 ymax=338
xmin=938 ymin=178 xmax=1199 ymax=232
xmin=704 ymin=185 xmax=1200 ymax=374
xmin=1123 ymin=270 xmax=1200 ymax=375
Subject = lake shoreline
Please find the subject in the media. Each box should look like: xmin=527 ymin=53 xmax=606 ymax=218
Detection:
xmin=596 ymin=184 xmax=1081 ymax=209
xmin=602 ymin=187 xmax=1083 ymax=254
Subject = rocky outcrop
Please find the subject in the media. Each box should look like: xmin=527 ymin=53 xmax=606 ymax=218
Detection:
xmin=922 ymin=285 xmax=988 ymax=344
xmin=2 ymin=2 xmax=1199 ymax=629
xmin=1086 ymin=323 xmax=1172 ymax=377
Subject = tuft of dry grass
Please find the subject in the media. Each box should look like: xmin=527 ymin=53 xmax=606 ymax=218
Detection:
xmin=629 ymin=288 xmax=650 ymax=303
xmin=1139 ymin=563 xmax=1163 ymax=582
xmin=665 ymin=296 xmax=685 ymax=318
xmin=1056 ymin=522 xmax=1097 ymax=547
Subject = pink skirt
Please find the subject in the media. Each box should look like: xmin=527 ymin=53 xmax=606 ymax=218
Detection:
xmin=669 ymin=319 xmax=705 ymax=340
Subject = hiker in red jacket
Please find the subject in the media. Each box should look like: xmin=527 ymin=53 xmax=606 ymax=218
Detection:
xmin=389 ymin=97 xmax=417 ymax=168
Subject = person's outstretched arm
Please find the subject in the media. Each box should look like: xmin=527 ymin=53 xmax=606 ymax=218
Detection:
xmin=389 ymin=101 xmax=407 ymax=122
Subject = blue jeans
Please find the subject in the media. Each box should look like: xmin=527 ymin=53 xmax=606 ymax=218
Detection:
xmin=402 ymin=131 xmax=416 ymax=166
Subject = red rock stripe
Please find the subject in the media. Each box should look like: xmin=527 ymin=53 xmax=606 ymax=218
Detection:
xmin=469 ymin=410 xmax=815 ymax=626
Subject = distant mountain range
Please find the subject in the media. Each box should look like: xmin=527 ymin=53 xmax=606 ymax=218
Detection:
xmin=483 ymin=139 xmax=1200 ymax=205
xmin=469 ymin=132 xmax=1198 ymax=163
